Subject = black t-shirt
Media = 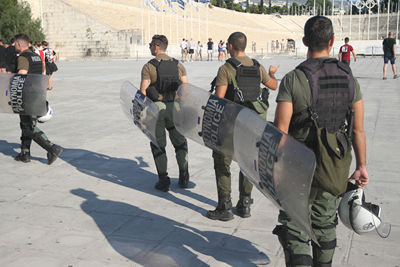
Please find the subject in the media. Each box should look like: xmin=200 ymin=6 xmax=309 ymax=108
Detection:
xmin=5 ymin=46 xmax=17 ymax=73
xmin=0 ymin=45 xmax=6 ymax=63
xmin=207 ymin=41 xmax=213 ymax=50
xmin=383 ymin=38 xmax=396 ymax=57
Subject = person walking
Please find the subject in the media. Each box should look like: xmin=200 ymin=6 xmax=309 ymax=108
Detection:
xmin=207 ymin=38 xmax=213 ymax=61
xmin=13 ymin=34 xmax=63 ymax=164
xmin=207 ymin=31 xmax=279 ymax=221
xmin=273 ymin=16 xmax=369 ymax=266
xmin=140 ymin=34 xmax=190 ymax=192
xmin=338 ymin=37 xmax=356 ymax=65
xmin=382 ymin=32 xmax=398 ymax=79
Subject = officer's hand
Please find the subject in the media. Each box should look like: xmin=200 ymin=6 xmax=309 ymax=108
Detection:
xmin=349 ymin=166 xmax=369 ymax=188
xmin=269 ymin=65 xmax=280 ymax=76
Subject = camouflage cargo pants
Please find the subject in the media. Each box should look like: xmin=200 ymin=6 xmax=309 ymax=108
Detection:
xmin=274 ymin=186 xmax=340 ymax=267
xmin=19 ymin=115 xmax=54 ymax=153
xmin=150 ymin=101 xmax=188 ymax=177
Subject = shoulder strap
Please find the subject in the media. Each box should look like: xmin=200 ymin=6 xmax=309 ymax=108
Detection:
xmin=225 ymin=62 xmax=238 ymax=89
xmin=226 ymin=57 xmax=242 ymax=69
xmin=251 ymin=59 xmax=260 ymax=67
xmin=149 ymin=58 xmax=160 ymax=68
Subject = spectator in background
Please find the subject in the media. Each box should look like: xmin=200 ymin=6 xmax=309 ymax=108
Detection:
xmin=338 ymin=37 xmax=356 ymax=66
xmin=382 ymin=32 xmax=398 ymax=80
xmin=196 ymin=40 xmax=203 ymax=61
xmin=207 ymin=38 xmax=213 ymax=61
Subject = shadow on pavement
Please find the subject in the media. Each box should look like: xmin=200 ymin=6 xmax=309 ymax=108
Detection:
xmin=0 ymin=140 xmax=47 ymax=163
xmin=58 ymin=147 xmax=217 ymax=215
xmin=71 ymin=188 xmax=270 ymax=266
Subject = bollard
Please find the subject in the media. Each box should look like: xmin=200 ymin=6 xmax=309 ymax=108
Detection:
xmin=136 ymin=51 xmax=138 ymax=61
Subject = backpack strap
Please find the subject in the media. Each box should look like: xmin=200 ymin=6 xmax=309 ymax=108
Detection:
xmin=226 ymin=57 xmax=242 ymax=69
xmin=225 ymin=61 xmax=243 ymax=101
xmin=149 ymin=58 xmax=160 ymax=68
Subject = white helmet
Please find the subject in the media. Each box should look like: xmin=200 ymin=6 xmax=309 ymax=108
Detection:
xmin=338 ymin=186 xmax=391 ymax=238
xmin=38 ymin=102 xmax=53 ymax=123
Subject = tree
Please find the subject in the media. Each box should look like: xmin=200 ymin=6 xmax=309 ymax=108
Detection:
xmin=0 ymin=0 xmax=45 ymax=43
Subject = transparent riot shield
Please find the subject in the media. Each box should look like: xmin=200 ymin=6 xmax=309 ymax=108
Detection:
xmin=120 ymin=81 xmax=160 ymax=147
xmin=173 ymin=83 xmax=245 ymax=156
xmin=233 ymin=108 xmax=317 ymax=242
xmin=0 ymin=73 xmax=48 ymax=116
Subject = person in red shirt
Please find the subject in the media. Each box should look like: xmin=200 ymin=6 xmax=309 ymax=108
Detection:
xmin=338 ymin=37 xmax=356 ymax=65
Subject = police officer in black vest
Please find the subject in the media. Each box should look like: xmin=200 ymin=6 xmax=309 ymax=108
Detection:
xmin=14 ymin=34 xmax=62 ymax=164
xmin=140 ymin=34 xmax=190 ymax=192
xmin=207 ymin=32 xmax=279 ymax=221
xmin=273 ymin=17 xmax=369 ymax=266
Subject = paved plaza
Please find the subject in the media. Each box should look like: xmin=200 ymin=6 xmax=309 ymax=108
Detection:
xmin=0 ymin=57 xmax=399 ymax=267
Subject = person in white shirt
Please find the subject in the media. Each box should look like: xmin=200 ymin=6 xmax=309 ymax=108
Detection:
xmin=188 ymin=38 xmax=196 ymax=62
xmin=180 ymin=38 xmax=188 ymax=62
xmin=196 ymin=41 xmax=203 ymax=61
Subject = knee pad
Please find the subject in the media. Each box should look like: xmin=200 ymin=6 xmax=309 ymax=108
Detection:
xmin=150 ymin=142 xmax=166 ymax=159
xmin=173 ymin=140 xmax=187 ymax=153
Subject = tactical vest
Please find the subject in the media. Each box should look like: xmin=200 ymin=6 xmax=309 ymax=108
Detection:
xmin=292 ymin=58 xmax=356 ymax=196
xmin=225 ymin=57 xmax=261 ymax=103
xmin=293 ymin=58 xmax=355 ymax=133
xmin=19 ymin=51 xmax=43 ymax=74
xmin=149 ymin=58 xmax=181 ymax=102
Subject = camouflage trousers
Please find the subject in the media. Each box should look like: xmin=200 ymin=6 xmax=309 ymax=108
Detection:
xmin=150 ymin=101 xmax=188 ymax=177
xmin=212 ymin=151 xmax=253 ymax=200
xmin=19 ymin=115 xmax=54 ymax=153
xmin=274 ymin=186 xmax=340 ymax=267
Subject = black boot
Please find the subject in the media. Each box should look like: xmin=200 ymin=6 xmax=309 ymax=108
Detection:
xmin=15 ymin=152 xmax=31 ymax=163
xmin=236 ymin=196 xmax=253 ymax=218
xmin=47 ymin=145 xmax=63 ymax=165
xmin=178 ymin=169 xmax=189 ymax=188
xmin=206 ymin=198 xmax=234 ymax=221
xmin=155 ymin=174 xmax=170 ymax=192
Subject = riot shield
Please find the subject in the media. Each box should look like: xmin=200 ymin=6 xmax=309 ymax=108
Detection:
xmin=0 ymin=73 xmax=48 ymax=116
xmin=233 ymin=108 xmax=317 ymax=242
xmin=120 ymin=81 xmax=160 ymax=147
xmin=173 ymin=83 xmax=245 ymax=156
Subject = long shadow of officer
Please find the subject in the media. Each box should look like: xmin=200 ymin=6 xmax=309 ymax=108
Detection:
xmin=59 ymin=147 xmax=216 ymax=215
xmin=71 ymin=188 xmax=270 ymax=266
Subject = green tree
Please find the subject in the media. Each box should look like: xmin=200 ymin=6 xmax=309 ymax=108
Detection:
xmin=0 ymin=0 xmax=44 ymax=42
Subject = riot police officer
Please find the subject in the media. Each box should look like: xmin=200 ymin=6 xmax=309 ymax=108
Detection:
xmin=140 ymin=34 xmax=190 ymax=192
xmin=207 ymin=32 xmax=279 ymax=221
xmin=273 ymin=16 xmax=369 ymax=266
xmin=13 ymin=34 xmax=62 ymax=164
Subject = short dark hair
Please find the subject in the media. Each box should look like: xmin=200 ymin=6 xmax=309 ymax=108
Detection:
xmin=304 ymin=16 xmax=334 ymax=52
xmin=227 ymin=32 xmax=247 ymax=52
xmin=152 ymin=35 xmax=168 ymax=50
xmin=14 ymin=34 xmax=30 ymax=47
xmin=344 ymin=37 xmax=349 ymax=43
xmin=42 ymin=40 xmax=48 ymax=47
